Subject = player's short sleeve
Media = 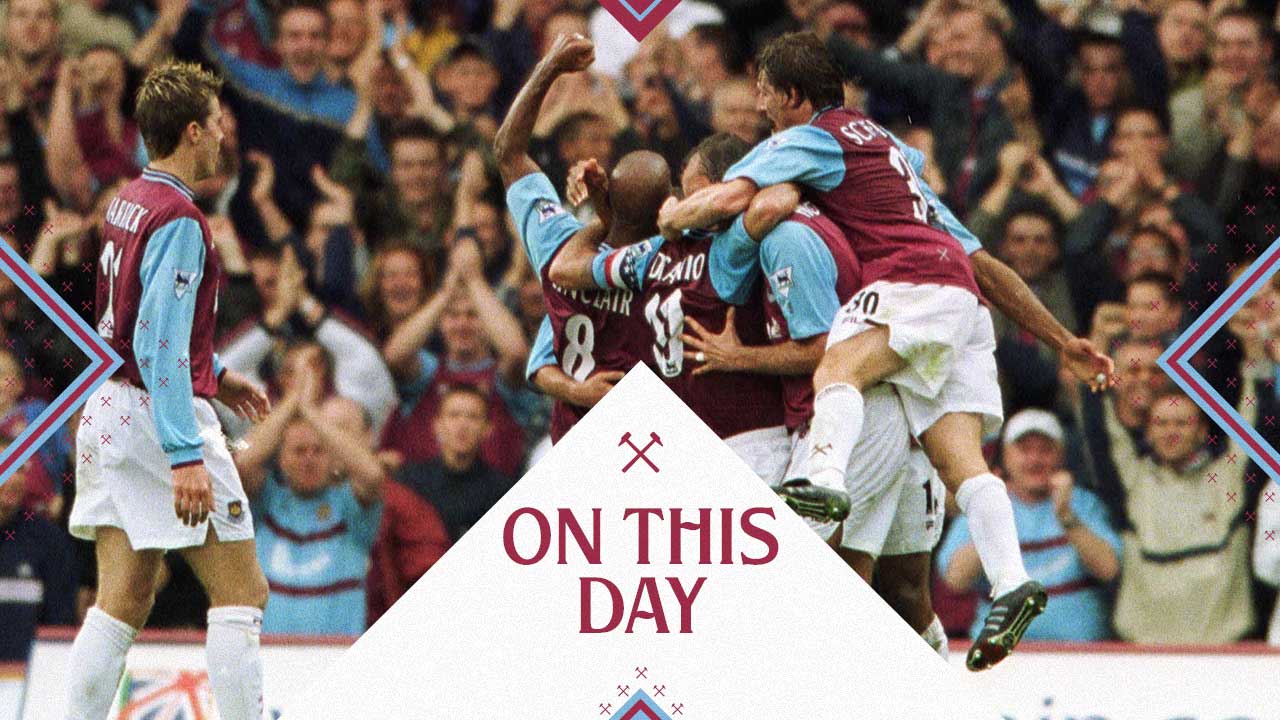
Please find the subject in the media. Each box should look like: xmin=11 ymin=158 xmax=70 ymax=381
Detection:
xmin=506 ymin=172 xmax=583 ymax=274
xmin=708 ymin=217 xmax=761 ymax=305
xmin=725 ymin=125 xmax=846 ymax=192
xmin=888 ymin=132 xmax=983 ymax=255
xmin=759 ymin=220 xmax=840 ymax=339
xmin=591 ymin=236 xmax=664 ymax=292
xmin=526 ymin=315 xmax=557 ymax=382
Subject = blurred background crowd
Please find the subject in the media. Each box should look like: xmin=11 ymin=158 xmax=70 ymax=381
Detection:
xmin=1 ymin=0 xmax=1280 ymax=658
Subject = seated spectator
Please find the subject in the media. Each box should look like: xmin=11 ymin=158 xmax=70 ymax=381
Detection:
xmin=0 ymin=447 xmax=76 ymax=661
xmin=940 ymin=409 xmax=1120 ymax=641
xmin=359 ymin=242 xmax=436 ymax=341
xmin=380 ymin=240 xmax=530 ymax=476
xmin=433 ymin=39 xmax=500 ymax=132
xmin=1157 ymin=0 xmax=1208 ymax=93
xmin=395 ymin=384 xmax=514 ymax=542
xmin=1106 ymin=385 xmax=1256 ymax=644
xmin=236 ymin=376 xmax=386 ymax=636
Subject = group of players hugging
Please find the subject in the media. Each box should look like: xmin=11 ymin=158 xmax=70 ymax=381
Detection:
xmin=62 ymin=27 xmax=1121 ymax=720
xmin=499 ymin=31 xmax=1117 ymax=673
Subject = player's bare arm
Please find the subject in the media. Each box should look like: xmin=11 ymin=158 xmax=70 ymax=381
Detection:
xmin=549 ymin=161 xmax=613 ymax=288
xmin=532 ymin=365 xmax=625 ymax=408
xmin=970 ymin=249 xmax=1114 ymax=392
xmin=742 ymin=184 xmax=801 ymax=241
xmin=493 ymin=33 xmax=595 ymax=188
xmin=657 ymin=177 xmax=758 ymax=238
xmin=682 ymin=307 xmax=825 ymax=376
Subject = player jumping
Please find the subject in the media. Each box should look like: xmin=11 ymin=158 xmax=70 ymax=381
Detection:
xmin=66 ymin=62 xmax=272 ymax=719
xmin=657 ymin=33 xmax=1112 ymax=671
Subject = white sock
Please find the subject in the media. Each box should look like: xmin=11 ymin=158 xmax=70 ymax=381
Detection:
xmin=66 ymin=607 xmax=137 ymax=720
xmin=956 ymin=473 xmax=1031 ymax=597
xmin=921 ymin=615 xmax=949 ymax=659
xmin=206 ymin=606 xmax=265 ymax=720
xmin=806 ymin=383 xmax=864 ymax=493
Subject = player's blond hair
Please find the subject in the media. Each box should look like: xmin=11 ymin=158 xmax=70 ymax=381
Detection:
xmin=134 ymin=61 xmax=224 ymax=160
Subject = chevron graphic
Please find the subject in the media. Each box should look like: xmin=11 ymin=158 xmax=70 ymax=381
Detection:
xmin=0 ymin=238 xmax=122 ymax=487
xmin=1158 ymin=237 xmax=1280 ymax=482
xmin=596 ymin=0 xmax=684 ymax=41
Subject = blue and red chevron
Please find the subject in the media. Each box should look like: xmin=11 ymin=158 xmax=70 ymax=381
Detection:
xmin=0 ymin=238 xmax=121 ymax=487
xmin=1158 ymin=237 xmax=1280 ymax=481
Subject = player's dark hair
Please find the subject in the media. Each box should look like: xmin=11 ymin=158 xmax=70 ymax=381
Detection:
xmin=687 ymin=132 xmax=751 ymax=183
xmin=134 ymin=61 xmax=223 ymax=159
xmin=438 ymin=382 xmax=490 ymax=415
xmin=757 ymin=32 xmax=846 ymax=110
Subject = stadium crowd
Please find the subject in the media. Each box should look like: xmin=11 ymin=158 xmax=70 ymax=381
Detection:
xmin=2 ymin=0 xmax=1280 ymax=660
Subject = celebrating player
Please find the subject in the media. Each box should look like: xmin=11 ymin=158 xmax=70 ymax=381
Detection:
xmin=546 ymin=135 xmax=792 ymax=483
xmin=657 ymin=33 xmax=1113 ymax=671
xmin=66 ymin=62 xmax=272 ymax=720
xmin=493 ymin=34 xmax=671 ymax=443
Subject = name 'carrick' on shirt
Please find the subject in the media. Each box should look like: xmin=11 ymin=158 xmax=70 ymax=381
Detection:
xmin=96 ymin=167 xmax=226 ymax=467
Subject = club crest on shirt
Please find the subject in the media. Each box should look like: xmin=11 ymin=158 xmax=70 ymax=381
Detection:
xmin=536 ymin=199 xmax=565 ymax=223
xmin=769 ymin=266 xmax=793 ymax=301
xmin=174 ymin=270 xmax=195 ymax=299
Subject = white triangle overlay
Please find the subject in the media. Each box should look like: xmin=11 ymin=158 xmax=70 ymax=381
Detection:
xmin=281 ymin=364 xmax=1000 ymax=719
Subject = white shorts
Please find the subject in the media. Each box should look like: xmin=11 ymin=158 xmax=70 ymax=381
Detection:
xmin=788 ymin=387 xmax=925 ymax=549
xmin=70 ymin=379 xmax=254 ymax=550
xmin=726 ymin=425 xmax=790 ymax=485
xmin=827 ymin=281 xmax=1003 ymax=438
xmin=843 ymin=449 xmax=946 ymax=558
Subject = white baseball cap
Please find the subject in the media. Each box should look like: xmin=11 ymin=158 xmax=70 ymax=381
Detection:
xmin=1002 ymin=408 xmax=1065 ymax=446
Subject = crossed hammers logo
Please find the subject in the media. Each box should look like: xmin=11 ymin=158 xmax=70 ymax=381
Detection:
xmin=619 ymin=431 xmax=663 ymax=472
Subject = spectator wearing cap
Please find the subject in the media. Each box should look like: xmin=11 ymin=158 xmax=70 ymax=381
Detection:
xmin=939 ymin=409 xmax=1121 ymax=642
xmin=0 ymin=449 xmax=77 ymax=661
xmin=395 ymin=383 xmax=514 ymax=543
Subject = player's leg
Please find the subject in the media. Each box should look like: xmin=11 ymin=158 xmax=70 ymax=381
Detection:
xmin=180 ymin=528 xmax=270 ymax=720
xmin=781 ymin=326 xmax=905 ymax=519
xmin=919 ymin=413 xmax=1044 ymax=670
xmin=835 ymin=547 xmax=874 ymax=584
xmin=875 ymin=553 xmax=947 ymax=658
xmin=67 ymin=526 xmax=163 ymax=720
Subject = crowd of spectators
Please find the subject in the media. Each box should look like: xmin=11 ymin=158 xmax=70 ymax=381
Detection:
xmin=1 ymin=0 xmax=1279 ymax=653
